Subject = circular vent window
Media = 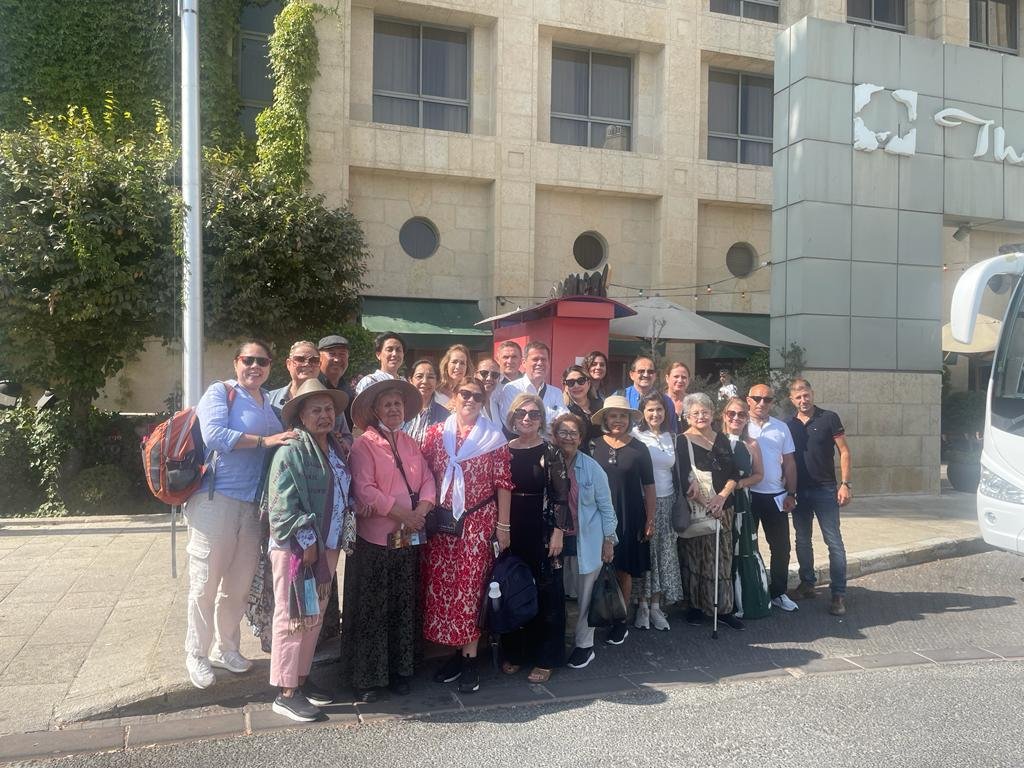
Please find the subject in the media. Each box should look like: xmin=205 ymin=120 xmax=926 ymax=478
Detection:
xmin=573 ymin=232 xmax=606 ymax=270
xmin=400 ymin=217 xmax=440 ymax=260
xmin=726 ymin=242 xmax=756 ymax=278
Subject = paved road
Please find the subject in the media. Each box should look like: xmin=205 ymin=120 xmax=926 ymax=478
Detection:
xmin=22 ymin=550 xmax=1024 ymax=767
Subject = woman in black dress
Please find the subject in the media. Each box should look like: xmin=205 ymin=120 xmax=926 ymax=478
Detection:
xmin=502 ymin=393 xmax=570 ymax=682
xmin=589 ymin=395 xmax=656 ymax=646
xmin=561 ymin=365 xmax=602 ymax=454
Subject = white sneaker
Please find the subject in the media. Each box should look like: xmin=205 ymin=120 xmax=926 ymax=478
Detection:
xmin=209 ymin=650 xmax=253 ymax=674
xmin=771 ymin=594 xmax=800 ymax=612
xmin=634 ymin=602 xmax=650 ymax=630
xmin=186 ymin=655 xmax=215 ymax=689
xmin=649 ymin=605 xmax=671 ymax=631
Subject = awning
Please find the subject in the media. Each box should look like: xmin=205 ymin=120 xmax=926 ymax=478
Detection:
xmin=361 ymin=297 xmax=492 ymax=351
xmin=695 ymin=312 xmax=771 ymax=359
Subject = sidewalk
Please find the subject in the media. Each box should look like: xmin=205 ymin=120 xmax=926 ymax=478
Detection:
xmin=0 ymin=490 xmax=983 ymax=737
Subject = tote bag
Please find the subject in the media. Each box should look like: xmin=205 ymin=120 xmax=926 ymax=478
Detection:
xmin=679 ymin=436 xmax=719 ymax=539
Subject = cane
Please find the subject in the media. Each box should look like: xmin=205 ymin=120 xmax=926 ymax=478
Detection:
xmin=711 ymin=516 xmax=721 ymax=640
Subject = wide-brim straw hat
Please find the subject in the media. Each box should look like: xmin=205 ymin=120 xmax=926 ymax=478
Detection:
xmin=350 ymin=378 xmax=421 ymax=431
xmin=590 ymin=395 xmax=641 ymax=425
xmin=280 ymin=378 xmax=350 ymax=429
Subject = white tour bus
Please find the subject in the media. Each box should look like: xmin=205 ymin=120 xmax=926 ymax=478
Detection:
xmin=951 ymin=252 xmax=1024 ymax=554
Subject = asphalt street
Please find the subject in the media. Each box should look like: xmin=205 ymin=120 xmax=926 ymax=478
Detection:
xmin=24 ymin=549 xmax=1024 ymax=768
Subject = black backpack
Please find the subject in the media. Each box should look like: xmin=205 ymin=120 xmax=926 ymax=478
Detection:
xmin=481 ymin=552 xmax=539 ymax=634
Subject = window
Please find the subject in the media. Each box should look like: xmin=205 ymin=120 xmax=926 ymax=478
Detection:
xmin=709 ymin=0 xmax=780 ymax=23
xmin=847 ymin=0 xmax=907 ymax=31
xmin=971 ymin=0 xmax=1018 ymax=52
xmin=707 ymin=70 xmax=773 ymax=166
xmin=991 ymin=278 xmax=1024 ymax=434
xmin=238 ymin=1 xmax=283 ymax=137
xmin=573 ymin=232 xmax=606 ymax=270
xmin=400 ymin=218 xmax=440 ymax=259
xmin=551 ymin=47 xmax=632 ymax=151
xmin=726 ymin=243 xmax=756 ymax=277
xmin=373 ymin=20 xmax=470 ymax=133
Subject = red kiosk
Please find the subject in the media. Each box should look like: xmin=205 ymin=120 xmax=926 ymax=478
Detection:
xmin=481 ymin=296 xmax=637 ymax=385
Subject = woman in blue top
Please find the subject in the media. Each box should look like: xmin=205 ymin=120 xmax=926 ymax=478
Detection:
xmin=184 ymin=340 xmax=297 ymax=691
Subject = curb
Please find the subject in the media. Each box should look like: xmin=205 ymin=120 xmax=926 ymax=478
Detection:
xmin=3 ymin=648 xmax=1022 ymax=764
xmin=0 ymin=513 xmax=170 ymax=527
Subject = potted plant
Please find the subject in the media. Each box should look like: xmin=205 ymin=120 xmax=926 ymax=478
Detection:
xmin=941 ymin=390 xmax=987 ymax=492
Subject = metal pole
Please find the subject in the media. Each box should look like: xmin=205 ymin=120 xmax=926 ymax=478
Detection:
xmin=180 ymin=0 xmax=203 ymax=408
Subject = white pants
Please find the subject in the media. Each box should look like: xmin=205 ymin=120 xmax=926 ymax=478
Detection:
xmin=573 ymin=567 xmax=603 ymax=649
xmin=184 ymin=492 xmax=261 ymax=659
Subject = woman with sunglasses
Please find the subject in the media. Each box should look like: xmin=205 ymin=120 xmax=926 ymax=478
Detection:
xmin=403 ymin=359 xmax=450 ymax=445
xmin=680 ymin=392 xmax=742 ymax=630
xmin=500 ymin=394 xmax=570 ymax=683
xmin=588 ymin=396 xmax=656 ymax=646
xmin=475 ymin=357 xmax=503 ymax=422
xmin=421 ymin=377 xmax=513 ymax=694
xmin=583 ymin=351 xmax=610 ymax=399
xmin=185 ymin=340 xmax=298 ymax=691
xmin=435 ymin=344 xmax=473 ymax=408
xmin=630 ymin=392 xmax=687 ymax=631
xmin=561 ymin=365 xmax=601 ymax=454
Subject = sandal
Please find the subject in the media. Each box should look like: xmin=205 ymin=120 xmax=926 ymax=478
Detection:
xmin=527 ymin=667 xmax=552 ymax=683
xmin=501 ymin=661 xmax=520 ymax=675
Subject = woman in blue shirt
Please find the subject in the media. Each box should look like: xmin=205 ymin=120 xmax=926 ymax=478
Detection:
xmin=184 ymin=340 xmax=297 ymax=691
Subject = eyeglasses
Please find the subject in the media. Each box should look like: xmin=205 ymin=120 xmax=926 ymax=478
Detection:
xmin=633 ymin=369 xmax=656 ymax=376
xmin=238 ymin=356 xmax=271 ymax=367
xmin=748 ymin=395 xmax=775 ymax=404
xmin=563 ymin=377 xmax=588 ymax=387
xmin=513 ymin=408 xmax=543 ymax=421
xmin=555 ymin=429 xmax=580 ymax=439
xmin=289 ymin=355 xmax=319 ymax=366
xmin=725 ymin=410 xmax=748 ymax=420
xmin=689 ymin=410 xmax=711 ymax=419
xmin=477 ymin=370 xmax=501 ymax=380
xmin=457 ymin=389 xmax=485 ymax=403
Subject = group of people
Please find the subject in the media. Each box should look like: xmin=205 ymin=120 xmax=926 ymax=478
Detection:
xmin=181 ymin=334 xmax=853 ymax=724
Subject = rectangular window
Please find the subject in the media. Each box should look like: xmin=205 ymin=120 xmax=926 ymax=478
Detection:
xmin=238 ymin=1 xmax=283 ymax=136
xmin=550 ymin=46 xmax=632 ymax=151
xmin=971 ymin=0 xmax=1018 ymax=53
xmin=372 ymin=19 xmax=470 ymax=133
xmin=848 ymin=0 xmax=907 ymax=31
xmin=707 ymin=70 xmax=773 ymax=166
xmin=709 ymin=0 xmax=780 ymax=23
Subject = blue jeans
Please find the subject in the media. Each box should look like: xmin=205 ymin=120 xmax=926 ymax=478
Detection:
xmin=792 ymin=485 xmax=847 ymax=596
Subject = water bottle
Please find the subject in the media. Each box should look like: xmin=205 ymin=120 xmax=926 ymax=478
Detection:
xmin=488 ymin=581 xmax=502 ymax=615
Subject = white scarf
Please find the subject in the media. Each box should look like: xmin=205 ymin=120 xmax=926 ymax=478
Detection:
xmin=440 ymin=414 xmax=507 ymax=520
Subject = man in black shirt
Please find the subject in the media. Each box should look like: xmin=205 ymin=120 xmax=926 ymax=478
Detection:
xmin=786 ymin=378 xmax=853 ymax=616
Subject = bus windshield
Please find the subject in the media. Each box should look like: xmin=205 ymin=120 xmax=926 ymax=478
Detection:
xmin=992 ymin=279 xmax=1024 ymax=435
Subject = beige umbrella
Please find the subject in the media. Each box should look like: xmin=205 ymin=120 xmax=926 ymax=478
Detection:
xmin=942 ymin=314 xmax=1002 ymax=354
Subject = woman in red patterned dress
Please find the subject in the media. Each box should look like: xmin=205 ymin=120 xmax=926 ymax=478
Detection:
xmin=421 ymin=376 xmax=513 ymax=694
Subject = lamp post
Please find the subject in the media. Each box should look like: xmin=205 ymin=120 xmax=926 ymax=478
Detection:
xmin=180 ymin=0 xmax=203 ymax=408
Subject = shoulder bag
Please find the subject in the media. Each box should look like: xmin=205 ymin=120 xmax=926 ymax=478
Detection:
xmin=671 ymin=434 xmax=692 ymax=533
xmin=679 ymin=436 xmax=719 ymax=539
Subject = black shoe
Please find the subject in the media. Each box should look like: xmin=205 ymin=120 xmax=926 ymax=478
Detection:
xmin=389 ymin=675 xmax=412 ymax=696
xmin=605 ymin=622 xmax=629 ymax=646
xmin=354 ymin=686 xmax=386 ymax=703
xmin=457 ymin=656 xmax=480 ymax=693
xmin=433 ymin=651 xmax=463 ymax=684
xmin=718 ymin=613 xmax=745 ymax=631
xmin=300 ymin=679 xmax=334 ymax=706
xmin=567 ymin=646 xmax=595 ymax=669
xmin=272 ymin=691 xmax=321 ymax=722
xmin=685 ymin=608 xmax=705 ymax=626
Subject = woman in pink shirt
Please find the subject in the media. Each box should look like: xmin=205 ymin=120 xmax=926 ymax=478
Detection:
xmin=346 ymin=379 xmax=436 ymax=702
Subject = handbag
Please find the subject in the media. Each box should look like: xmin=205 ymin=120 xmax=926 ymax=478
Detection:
xmin=671 ymin=435 xmax=692 ymax=533
xmin=425 ymin=495 xmax=496 ymax=538
xmin=679 ymin=436 xmax=719 ymax=539
xmin=587 ymin=563 xmax=627 ymax=627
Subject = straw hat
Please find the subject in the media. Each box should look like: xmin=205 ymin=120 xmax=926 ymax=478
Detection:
xmin=280 ymin=378 xmax=349 ymax=428
xmin=350 ymin=378 xmax=421 ymax=431
xmin=590 ymin=394 xmax=641 ymax=425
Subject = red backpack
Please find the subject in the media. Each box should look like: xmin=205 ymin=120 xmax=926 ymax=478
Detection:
xmin=142 ymin=383 xmax=235 ymax=505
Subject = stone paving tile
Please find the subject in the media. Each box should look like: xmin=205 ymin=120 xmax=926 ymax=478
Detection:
xmin=56 ymin=591 xmax=120 ymax=611
xmin=916 ymin=645 xmax=1001 ymax=663
xmin=0 ymin=684 xmax=67 ymax=735
xmin=27 ymin=607 xmax=111 ymax=646
xmin=845 ymin=651 xmax=934 ymax=669
xmin=3 ymin=643 xmax=91 ymax=684
xmin=540 ymin=673 xmax=639 ymax=701
xmin=0 ymin=603 xmax=55 ymax=638
xmin=0 ymin=635 xmax=28 ymax=675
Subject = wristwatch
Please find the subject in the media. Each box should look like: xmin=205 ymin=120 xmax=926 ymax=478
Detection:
xmin=786 ymin=491 xmax=797 ymax=498
xmin=840 ymin=481 xmax=852 ymax=488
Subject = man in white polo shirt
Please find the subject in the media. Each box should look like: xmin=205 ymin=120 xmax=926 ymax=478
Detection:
xmin=746 ymin=383 xmax=799 ymax=612
xmin=498 ymin=340 xmax=566 ymax=433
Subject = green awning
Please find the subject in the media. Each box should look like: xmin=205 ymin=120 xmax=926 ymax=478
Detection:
xmin=361 ymin=297 xmax=492 ymax=351
xmin=696 ymin=312 xmax=770 ymax=360
xmin=609 ymin=339 xmax=666 ymax=359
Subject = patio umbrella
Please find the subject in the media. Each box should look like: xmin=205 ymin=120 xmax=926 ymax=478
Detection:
xmin=610 ymin=297 xmax=768 ymax=347
xmin=942 ymin=314 xmax=1001 ymax=354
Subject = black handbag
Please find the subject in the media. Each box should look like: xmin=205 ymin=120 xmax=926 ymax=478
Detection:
xmin=671 ymin=435 xmax=692 ymax=533
xmin=588 ymin=563 xmax=627 ymax=627
xmin=425 ymin=495 xmax=496 ymax=538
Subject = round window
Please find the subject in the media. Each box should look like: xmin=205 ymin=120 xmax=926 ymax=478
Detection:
xmin=726 ymin=242 xmax=756 ymax=278
xmin=399 ymin=217 xmax=440 ymax=260
xmin=573 ymin=232 xmax=606 ymax=270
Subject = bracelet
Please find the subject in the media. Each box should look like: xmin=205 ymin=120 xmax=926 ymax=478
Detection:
xmin=256 ymin=435 xmax=264 ymax=449
xmin=495 ymin=522 xmax=511 ymax=531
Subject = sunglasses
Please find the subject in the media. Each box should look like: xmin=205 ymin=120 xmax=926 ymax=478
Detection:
xmin=476 ymin=370 xmax=501 ymax=380
xmin=633 ymin=369 xmax=656 ymax=376
xmin=725 ymin=410 xmax=748 ymax=420
xmin=289 ymin=355 xmax=319 ymax=365
xmin=748 ymin=395 xmax=775 ymax=404
xmin=457 ymin=389 xmax=485 ymax=403
xmin=513 ymin=408 xmax=543 ymax=421
xmin=564 ymin=377 xmax=588 ymax=387
xmin=238 ymin=356 xmax=271 ymax=367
